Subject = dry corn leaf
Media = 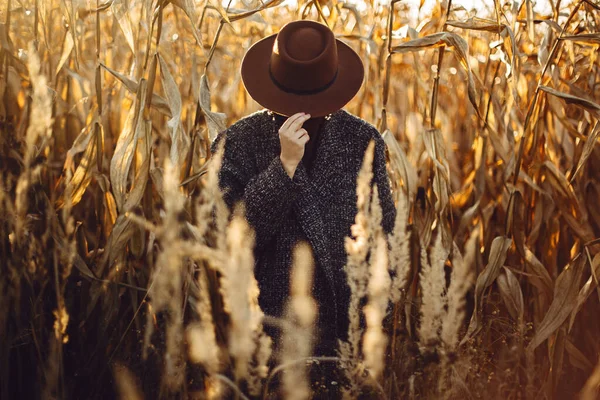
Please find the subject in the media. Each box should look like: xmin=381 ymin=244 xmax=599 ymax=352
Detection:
xmin=565 ymin=338 xmax=595 ymax=371
xmin=539 ymin=85 xmax=600 ymax=119
xmin=207 ymin=0 xmax=232 ymax=25
xmin=46 ymin=194 xmax=97 ymax=280
xmin=60 ymin=0 xmax=80 ymax=69
xmin=100 ymin=62 xmax=172 ymax=117
xmin=527 ymin=256 xmax=586 ymax=353
xmin=227 ymin=0 xmax=285 ymax=22
xmin=524 ymin=247 xmax=554 ymax=298
xmin=158 ymin=53 xmax=190 ymax=171
xmin=110 ymin=80 xmax=148 ymax=212
xmin=98 ymin=214 xmax=136 ymax=276
xmin=52 ymin=228 xmax=97 ymax=280
xmin=63 ymin=123 xmax=95 ymax=171
xmin=168 ymin=0 xmax=204 ymax=48
xmin=56 ymin=122 xmax=104 ymax=209
xmin=446 ymin=18 xmax=504 ymax=32
xmin=550 ymin=327 xmax=566 ymax=394
xmin=568 ymin=253 xmax=600 ymax=332
xmin=382 ymin=129 xmax=417 ymax=199
xmin=461 ymin=236 xmax=512 ymax=344
xmin=96 ymin=1 xmax=113 ymax=12
xmin=497 ymin=267 xmax=524 ymax=324
xmin=422 ymin=128 xmax=450 ymax=213
xmin=448 ymin=17 xmax=519 ymax=103
xmin=571 ymin=121 xmax=600 ymax=183
xmin=508 ymin=190 xmax=553 ymax=296
xmin=199 ymin=73 xmax=227 ymax=142
xmin=560 ymin=33 xmax=600 ymax=45
xmin=55 ymin=30 xmax=74 ymax=77
xmin=122 ymin=119 xmax=152 ymax=212
xmin=391 ymin=32 xmax=480 ymax=117
xmin=111 ymin=0 xmax=136 ymax=54
xmin=541 ymin=160 xmax=580 ymax=211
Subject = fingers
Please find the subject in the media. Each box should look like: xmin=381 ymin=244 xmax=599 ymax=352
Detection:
xmin=295 ymin=128 xmax=308 ymax=139
xmin=296 ymin=129 xmax=309 ymax=145
xmin=279 ymin=112 xmax=306 ymax=132
xmin=287 ymin=113 xmax=311 ymax=133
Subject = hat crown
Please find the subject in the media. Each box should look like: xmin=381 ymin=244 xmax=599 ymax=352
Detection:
xmin=270 ymin=21 xmax=338 ymax=93
xmin=286 ymin=27 xmax=326 ymax=61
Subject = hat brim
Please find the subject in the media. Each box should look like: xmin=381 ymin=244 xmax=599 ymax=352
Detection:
xmin=240 ymin=34 xmax=364 ymax=118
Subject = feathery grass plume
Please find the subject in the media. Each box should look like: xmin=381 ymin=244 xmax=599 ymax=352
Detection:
xmin=342 ymin=140 xmax=376 ymax=356
xmin=15 ymin=42 xmax=53 ymax=240
xmin=206 ymin=136 xmax=230 ymax=253
xmin=187 ymin=265 xmax=220 ymax=375
xmin=581 ymin=357 xmax=600 ymax=400
xmin=280 ymin=241 xmax=317 ymax=400
xmin=362 ymin=194 xmax=391 ymax=380
xmin=113 ymin=364 xmax=143 ymax=400
xmin=389 ymin=189 xmax=411 ymax=303
xmin=186 ymin=138 xmax=227 ymax=377
xmin=220 ymin=206 xmax=263 ymax=382
xmin=145 ymin=160 xmax=186 ymax=389
xmin=247 ymin=331 xmax=272 ymax=396
xmin=418 ymin=229 xmax=448 ymax=351
xmin=441 ymin=242 xmax=475 ymax=351
xmin=339 ymin=140 xmax=377 ymax=398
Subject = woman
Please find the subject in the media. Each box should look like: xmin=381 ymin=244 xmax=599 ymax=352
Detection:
xmin=211 ymin=20 xmax=396 ymax=358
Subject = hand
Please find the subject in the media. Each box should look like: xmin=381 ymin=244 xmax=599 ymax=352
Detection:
xmin=278 ymin=112 xmax=311 ymax=178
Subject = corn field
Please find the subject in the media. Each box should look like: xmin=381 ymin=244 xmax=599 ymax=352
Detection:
xmin=1 ymin=0 xmax=600 ymax=398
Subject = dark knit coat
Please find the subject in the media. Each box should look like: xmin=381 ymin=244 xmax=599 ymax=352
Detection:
xmin=210 ymin=108 xmax=396 ymax=354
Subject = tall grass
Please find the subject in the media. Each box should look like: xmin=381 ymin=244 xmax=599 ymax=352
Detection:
xmin=1 ymin=0 xmax=600 ymax=398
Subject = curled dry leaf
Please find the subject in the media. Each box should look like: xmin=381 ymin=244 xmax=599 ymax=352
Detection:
xmin=200 ymin=74 xmax=227 ymax=143
xmin=539 ymin=85 xmax=600 ymax=119
xmin=565 ymin=338 xmax=595 ymax=371
xmin=527 ymin=256 xmax=586 ymax=353
xmin=168 ymin=0 xmax=203 ymax=48
xmin=508 ymin=189 xmax=553 ymax=297
xmin=422 ymin=128 xmax=450 ymax=213
xmin=523 ymin=247 xmax=554 ymax=298
xmin=100 ymin=62 xmax=172 ymax=117
xmin=541 ymin=160 xmax=582 ymax=216
xmin=447 ymin=17 xmax=519 ymax=103
xmin=559 ymin=33 xmax=600 ymax=45
xmin=571 ymin=121 xmax=600 ymax=183
xmin=56 ymin=122 xmax=104 ymax=209
xmin=382 ymin=129 xmax=417 ymax=199
xmin=158 ymin=53 xmax=191 ymax=172
xmin=568 ymin=253 xmax=600 ymax=332
xmin=391 ymin=32 xmax=480 ymax=117
xmin=111 ymin=0 xmax=136 ymax=54
xmin=110 ymin=80 xmax=151 ymax=212
xmin=461 ymin=236 xmax=512 ymax=344
xmin=55 ymin=31 xmax=74 ymax=77
xmin=497 ymin=267 xmax=524 ymax=324
xmin=59 ymin=0 xmax=80 ymax=69
xmin=446 ymin=18 xmax=505 ymax=33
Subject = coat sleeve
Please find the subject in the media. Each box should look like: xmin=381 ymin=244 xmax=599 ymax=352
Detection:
xmin=372 ymin=132 xmax=397 ymax=236
xmin=210 ymin=122 xmax=305 ymax=252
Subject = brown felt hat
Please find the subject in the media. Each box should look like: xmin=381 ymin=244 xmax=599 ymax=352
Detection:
xmin=240 ymin=20 xmax=364 ymax=118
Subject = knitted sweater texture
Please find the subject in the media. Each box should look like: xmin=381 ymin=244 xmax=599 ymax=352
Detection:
xmin=210 ymin=108 xmax=396 ymax=354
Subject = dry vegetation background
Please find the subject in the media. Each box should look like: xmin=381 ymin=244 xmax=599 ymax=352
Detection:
xmin=1 ymin=0 xmax=600 ymax=399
